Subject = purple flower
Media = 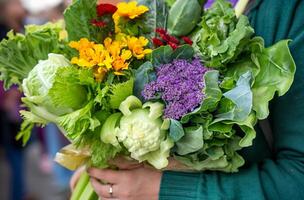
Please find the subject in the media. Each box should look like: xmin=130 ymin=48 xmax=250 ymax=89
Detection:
xmin=142 ymin=58 xmax=209 ymax=120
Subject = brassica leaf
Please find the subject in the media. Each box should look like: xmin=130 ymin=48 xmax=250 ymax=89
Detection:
xmin=137 ymin=0 xmax=168 ymax=42
xmin=167 ymin=0 xmax=202 ymax=37
xmin=64 ymin=0 xmax=99 ymax=42
xmin=176 ymin=126 xmax=204 ymax=155
xmin=252 ymin=40 xmax=296 ymax=119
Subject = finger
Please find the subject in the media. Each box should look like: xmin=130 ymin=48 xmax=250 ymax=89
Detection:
xmin=90 ymin=178 xmax=117 ymax=199
xmin=70 ymin=166 xmax=86 ymax=191
xmin=109 ymin=156 xmax=143 ymax=170
xmin=88 ymin=168 xmax=121 ymax=184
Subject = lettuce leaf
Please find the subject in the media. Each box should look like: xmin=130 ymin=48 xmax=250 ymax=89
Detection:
xmin=194 ymin=0 xmax=254 ymax=68
xmin=0 ymin=22 xmax=64 ymax=89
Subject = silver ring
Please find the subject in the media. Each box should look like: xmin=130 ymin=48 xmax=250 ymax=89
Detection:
xmin=109 ymin=184 xmax=113 ymax=197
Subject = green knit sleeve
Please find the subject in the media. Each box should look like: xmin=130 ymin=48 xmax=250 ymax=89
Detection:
xmin=159 ymin=0 xmax=304 ymax=199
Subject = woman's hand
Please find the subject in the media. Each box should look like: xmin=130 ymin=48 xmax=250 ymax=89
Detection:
xmin=88 ymin=164 xmax=162 ymax=200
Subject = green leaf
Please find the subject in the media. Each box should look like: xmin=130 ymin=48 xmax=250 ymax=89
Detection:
xmin=169 ymin=119 xmax=185 ymax=142
xmin=195 ymin=0 xmax=254 ymax=68
xmin=48 ymin=67 xmax=89 ymax=112
xmin=167 ymin=0 xmax=202 ymax=36
xmin=109 ymin=79 xmax=134 ymax=109
xmin=174 ymin=154 xmax=229 ymax=171
xmin=252 ymin=40 xmax=296 ymax=119
xmin=176 ymin=126 xmax=204 ymax=155
xmin=141 ymin=137 xmax=174 ymax=169
xmin=58 ymin=101 xmax=99 ymax=140
xmin=100 ymin=113 xmax=122 ymax=147
xmin=64 ymin=0 xmax=99 ymax=42
xmin=16 ymin=120 xmax=34 ymax=146
xmin=95 ymin=85 xmax=110 ymax=105
xmin=181 ymin=70 xmax=222 ymax=123
xmin=137 ymin=0 xmax=168 ymax=42
xmin=134 ymin=62 xmax=156 ymax=101
xmin=119 ymin=96 xmax=143 ymax=116
xmin=165 ymin=0 xmax=176 ymax=7
xmin=215 ymin=72 xmax=253 ymax=122
xmin=0 ymin=22 xmax=64 ymax=89
xmin=89 ymin=139 xmax=120 ymax=168
xmin=151 ymin=45 xmax=174 ymax=67
xmin=171 ymin=45 xmax=195 ymax=60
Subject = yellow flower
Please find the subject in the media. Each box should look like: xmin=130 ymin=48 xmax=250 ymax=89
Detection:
xmin=113 ymin=1 xmax=149 ymax=33
xmin=115 ymin=2 xmax=149 ymax=19
xmin=94 ymin=67 xmax=107 ymax=82
xmin=127 ymin=36 xmax=152 ymax=59
xmin=69 ymin=34 xmax=151 ymax=81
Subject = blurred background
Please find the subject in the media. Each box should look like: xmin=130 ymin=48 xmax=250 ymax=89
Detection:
xmin=0 ymin=0 xmax=73 ymax=200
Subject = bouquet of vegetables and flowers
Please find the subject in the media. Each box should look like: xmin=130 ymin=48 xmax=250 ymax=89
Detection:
xmin=0 ymin=0 xmax=296 ymax=199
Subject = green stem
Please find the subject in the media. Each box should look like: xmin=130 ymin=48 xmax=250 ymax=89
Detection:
xmin=235 ymin=0 xmax=250 ymax=17
xmin=71 ymin=172 xmax=90 ymax=200
xmin=79 ymin=181 xmax=98 ymax=200
xmin=71 ymin=172 xmax=99 ymax=200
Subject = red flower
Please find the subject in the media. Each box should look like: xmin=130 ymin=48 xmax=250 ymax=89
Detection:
xmin=182 ymin=36 xmax=193 ymax=45
xmin=152 ymin=38 xmax=164 ymax=46
xmin=91 ymin=19 xmax=107 ymax=27
xmin=169 ymin=36 xmax=180 ymax=44
xmin=159 ymin=33 xmax=171 ymax=42
xmin=168 ymin=41 xmax=178 ymax=50
xmin=155 ymin=28 xmax=167 ymax=35
xmin=97 ymin=4 xmax=117 ymax=17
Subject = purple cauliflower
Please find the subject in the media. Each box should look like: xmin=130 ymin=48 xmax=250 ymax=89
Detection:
xmin=142 ymin=58 xmax=209 ymax=120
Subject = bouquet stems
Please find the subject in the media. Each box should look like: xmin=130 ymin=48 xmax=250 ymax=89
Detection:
xmin=71 ymin=172 xmax=98 ymax=200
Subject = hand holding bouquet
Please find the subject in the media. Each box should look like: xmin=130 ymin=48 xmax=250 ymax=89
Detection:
xmin=0 ymin=0 xmax=295 ymax=199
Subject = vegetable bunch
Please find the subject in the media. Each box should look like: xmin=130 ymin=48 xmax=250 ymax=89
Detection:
xmin=0 ymin=0 xmax=296 ymax=199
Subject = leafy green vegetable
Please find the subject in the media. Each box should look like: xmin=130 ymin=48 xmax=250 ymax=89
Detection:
xmin=165 ymin=0 xmax=176 ymax=7
xmin=22 ymin=54 xmax=88 ymax=115
xmin=171 ymin=45 xmax=195 ymax=60
xmin=181 ymin=70 xmax=222 ymax=123
xmin=194 ymin=0 xmax=254 ymax=68
xmin=19 ymin=54 xmax=98 ymax=141
xmin=151 ymin=45 xmax=174 ymax=66
xmin=215 ymin=72 xmax=253 ymax=122
xmin=64 ymin=0 xmax=99 ymax=42
xmin=169 ymin=119 xmax=185 ymax=142
xmin=151 ymin=45 xmax=194 ymax=67
xmin=109 ymin=79 xmax=134 ymax=109
xmin=134 ymin=62 xmax=156 ymax=101
xmin=0 ymin=22 xmax=64 ymax=89
xmin=176 ymin=126 xmax=204 ymax=155
xmin=100 ymin=113 xmax=122 ymax=147
xmin=137 ymin=0 xmax=168 ymax=42
xmin=252 ymin=40 xmax=296 ymax=119
xmin=167 ymin=0 xmax=202 ymax=37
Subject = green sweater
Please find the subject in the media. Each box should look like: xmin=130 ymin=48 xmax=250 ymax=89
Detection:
xmin=159 ymin=0 xmax=304 ymax=199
